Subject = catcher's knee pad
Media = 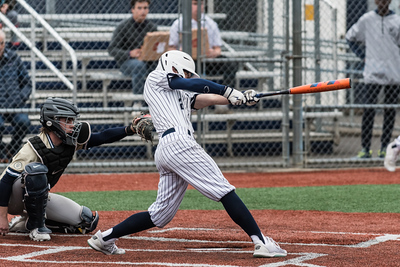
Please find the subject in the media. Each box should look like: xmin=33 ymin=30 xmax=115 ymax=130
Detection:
xmin=45 ymin=206 xmax=99 ymax=234
xmin=22 ymin=163 xmax=50 ymax=231
xmin=78 ymin=206 xmax=99 ymax=234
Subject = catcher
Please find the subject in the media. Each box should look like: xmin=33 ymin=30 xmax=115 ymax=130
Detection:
xmin=0 ymin=97 xmax=153 ymax=241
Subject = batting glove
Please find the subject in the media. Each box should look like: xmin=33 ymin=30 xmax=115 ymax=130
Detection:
xmin=223 ymin=87 xmax=246 ymax=106
xmin=243 ymin=90 xmax=260 ymax=106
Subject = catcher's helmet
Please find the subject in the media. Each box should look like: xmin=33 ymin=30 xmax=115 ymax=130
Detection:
xmin=156 ymin=50 xmax=199 ymax=78
xmin=40 ymin=97 xmax=82 ymax=146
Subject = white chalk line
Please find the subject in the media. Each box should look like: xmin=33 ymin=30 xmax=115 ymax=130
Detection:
xmin=5 ymin=230 xmax=400 ymax=248
xmin=149 ymin=227 xmax=217 ymax=233
xmin=0 ymin=242 xmax=324 ymax=267
xmin=0 ymin=243 xmax=326 ymax=267
xmin=152 ymin=228 xmax=390 ymax=236
xmin=1 ymin=229 xmax=399 ymax=266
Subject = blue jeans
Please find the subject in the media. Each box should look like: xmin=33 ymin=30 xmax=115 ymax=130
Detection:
xmin=120 ymin=59 xmax=147 ymax=94
xmin=0 ymin=113 xmax=31 ymax=157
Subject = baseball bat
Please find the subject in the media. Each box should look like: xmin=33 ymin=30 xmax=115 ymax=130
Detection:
xmin=254 ymin=78 xmax=351 ymax=98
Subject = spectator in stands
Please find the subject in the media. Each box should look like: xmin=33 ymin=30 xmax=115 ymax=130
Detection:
xmin=108 ymin=0 xmax=157 ymax=111
xmin=0 ymin=29 xmax=31 ymax=163
xmin=168 ymin=0 xmax=237 ymax=113
xmin=346 ymin=0 xmax=400 ymax=158
xmin=0 ymin=0 xmax=19 ymax=46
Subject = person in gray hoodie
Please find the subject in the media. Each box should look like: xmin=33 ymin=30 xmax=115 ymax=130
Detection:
xmin=346 ymin=0 xmax=400 ymax=159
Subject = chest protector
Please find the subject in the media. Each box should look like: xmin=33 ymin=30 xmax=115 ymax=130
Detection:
xmin=28 ymin=136 xmax=75 ymax=188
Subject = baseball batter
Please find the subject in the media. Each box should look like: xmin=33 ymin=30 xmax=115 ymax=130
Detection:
xmin=87 ymin=50 xmax=287 ymax=258
xmin=0 ymin=97 xmax=142 ymax=241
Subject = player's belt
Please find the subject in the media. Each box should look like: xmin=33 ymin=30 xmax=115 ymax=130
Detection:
xmin=162 ymin=127 xmax=191 ymax=138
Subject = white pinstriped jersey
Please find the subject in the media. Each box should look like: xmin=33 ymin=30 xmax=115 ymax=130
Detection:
xmin=143 ymin=69 xmax=235 ymax=228
xmin=144 ymin=70 xmax=196 ymax=137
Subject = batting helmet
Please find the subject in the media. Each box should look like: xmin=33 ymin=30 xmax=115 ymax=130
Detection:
xmin=156 ymin=50 xmax=199 ymax=78
xmin=40 ymin=97 xmax=82 ymax=146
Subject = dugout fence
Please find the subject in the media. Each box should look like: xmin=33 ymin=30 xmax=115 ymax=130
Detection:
xmin=0 ymin=0 xmax=398 ymax=173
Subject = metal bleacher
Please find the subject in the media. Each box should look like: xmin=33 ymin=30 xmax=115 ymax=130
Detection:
xmin=0 ymin=10 xmax=345 ymax=171
xmin=11 ymin=12 xmax=281 ymax=98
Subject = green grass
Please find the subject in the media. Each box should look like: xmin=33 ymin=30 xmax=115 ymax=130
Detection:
xmin=57 ymin=184 xmax=400 ymax=213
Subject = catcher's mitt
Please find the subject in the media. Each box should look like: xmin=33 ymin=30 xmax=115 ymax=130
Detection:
xmin=126 ymin=113 xmax=154 ymax=143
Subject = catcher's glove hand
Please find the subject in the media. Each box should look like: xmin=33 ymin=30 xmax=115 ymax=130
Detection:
xmin=126 ymin=113 xmax=154 ymax=143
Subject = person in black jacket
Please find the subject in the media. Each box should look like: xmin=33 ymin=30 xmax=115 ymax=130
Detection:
xmin=108 ymin=0 xmax=157 ymax=96
xmin=0 ymin=29 xmax=31 ymax=163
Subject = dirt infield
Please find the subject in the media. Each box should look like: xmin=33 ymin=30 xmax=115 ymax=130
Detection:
xmin=1 ymin=168 xmax=400 ymax=266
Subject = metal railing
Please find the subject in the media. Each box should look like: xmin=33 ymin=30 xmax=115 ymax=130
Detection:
xmin=2 ymin=0 xmax=78 ymax=104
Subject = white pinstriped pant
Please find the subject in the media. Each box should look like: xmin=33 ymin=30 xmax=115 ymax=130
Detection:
xmin=148 ymin=126 xmax=235 ymax=227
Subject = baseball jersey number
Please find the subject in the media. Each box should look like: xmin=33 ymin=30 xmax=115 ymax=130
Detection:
xmin=178 ymin=97 xmax=184 ymax=110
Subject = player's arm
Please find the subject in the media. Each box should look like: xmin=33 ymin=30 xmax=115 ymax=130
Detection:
xmin=0 ymin=206 xmax=8 ymax=236
xmin=169 ymin=74 xmax=225 ymax=94
xmin=0 ymin=170 xmax=20 ymax=236
xmin=168 ymin=74 xmax=245 ymax=105
xmin=85 ymin=127 xmax=130 ymax=149
xmin=193 ymin=94 xmax=228 ymax=109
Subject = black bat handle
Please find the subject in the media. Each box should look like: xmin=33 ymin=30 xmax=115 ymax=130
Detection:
xmin=255 ymin=89 xmax=290 ymax=98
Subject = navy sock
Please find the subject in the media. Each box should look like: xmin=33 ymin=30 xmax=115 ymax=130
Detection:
xmin=103 ymin=211 xmax=155 ymax=241
xmin=220 ymin=190 xmax=263 ymax=242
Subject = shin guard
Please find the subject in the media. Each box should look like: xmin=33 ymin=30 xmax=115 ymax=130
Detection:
xmin=22 ymin=163 xmax=50 ymax=232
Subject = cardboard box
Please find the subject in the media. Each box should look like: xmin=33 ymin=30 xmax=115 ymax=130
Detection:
xmin=140 ymin=29 xmax=209 ymax=61
xmin=139 ymin=31 xmax=170 ymax=61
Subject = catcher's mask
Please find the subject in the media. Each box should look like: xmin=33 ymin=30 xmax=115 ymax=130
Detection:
xmin=40 ymin=97 xmax=82 ymax=146
xmin=156 ymin=50 xmax=200 ymax=78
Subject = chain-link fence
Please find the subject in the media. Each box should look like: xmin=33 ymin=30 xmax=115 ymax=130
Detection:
xmin=1 ymin=0 xmax=400 ymax=173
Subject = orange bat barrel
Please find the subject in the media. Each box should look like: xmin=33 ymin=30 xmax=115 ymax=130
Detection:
xmin=289 ymin=78 xmax=351 ymax=94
